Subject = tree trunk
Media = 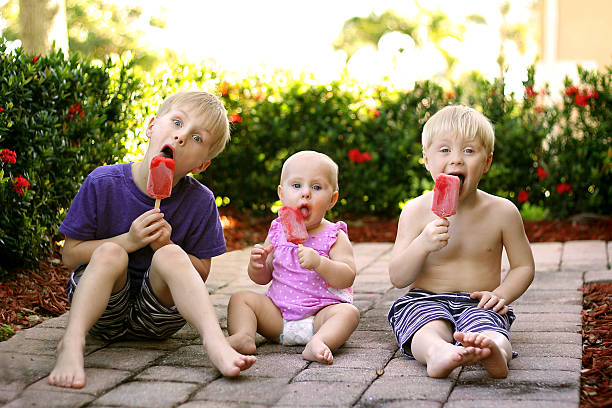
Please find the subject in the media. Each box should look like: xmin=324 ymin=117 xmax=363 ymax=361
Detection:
xmin=19 ymin=0 xmax=68 ymax=55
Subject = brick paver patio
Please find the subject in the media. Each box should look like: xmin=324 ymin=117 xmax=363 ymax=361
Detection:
xmin=1 ymin=240 xmax=610 ymax=407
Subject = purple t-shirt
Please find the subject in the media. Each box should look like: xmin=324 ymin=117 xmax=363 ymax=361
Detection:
xmin=59 ymin=163 xmax=226 ymax=289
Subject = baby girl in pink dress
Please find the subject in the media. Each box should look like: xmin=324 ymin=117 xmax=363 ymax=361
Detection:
xmin=226 ymin=151 xmax=360 ymax=365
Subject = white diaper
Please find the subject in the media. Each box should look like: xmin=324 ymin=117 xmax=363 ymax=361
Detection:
xmin=280 ymin=316 xmax=315 ymax=346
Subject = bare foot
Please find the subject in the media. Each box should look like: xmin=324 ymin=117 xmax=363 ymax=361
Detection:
xmin=426 ymin=341 xmax=491 ymax=378
xmin=48 ymin=337 xmax=86 ymax=389
xmin=227 ymin=333 xmax=257 ymax=355
xmin=302 ymin=337 xmax=333 ymax=365
xmin=454 ymin=332 xmax=509 ymax=378
xmin=206 ymin=339 xmax=256 ymax=376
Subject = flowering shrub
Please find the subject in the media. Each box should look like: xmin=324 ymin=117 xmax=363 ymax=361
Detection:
xmin=523 ymin=66 xmax=611 ymax=218
xmin=0 ymin=40 xmax=138 ymax=277
xmin=126 ymin=62 xmax=609 ymax=219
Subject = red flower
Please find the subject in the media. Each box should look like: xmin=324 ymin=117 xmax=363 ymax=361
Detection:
xmin=517 ymin=190 xmax=529 ymax=203
xmin=445 ymin=91 xmax=456 ymax=99
xmin=1 ymin=149 xmax=17 ymax=164
xmin=556 ymin=183 xmax=572 ymax=194
xmin=372 ymin=109 xmax=380 ymax=117
xmin=13 ymin=175 xmax=30 ymax=195
xmin=32 ymin=56 xmax=39 ymax=63
xmin=537 ymin=166 xmax=548 ymax=180
xmin=587 ymin=89 xmax=599 ymax=99
xmin=348 ymin=148 xmax=372 ymax=163
xmin=66 ymin=102 xmax=84 ymax=120
xmin=0 ymin=107 xmax=4 ymax=112
xmin=574 ymin=93 xmax=588 ymax=107
xmin=524 ymin=85 xmax=537 ymax=99
xmin=229 ymin=113 xmax=242 ymax=123
xmin=564 ymin=85 xmax=578 ymax=96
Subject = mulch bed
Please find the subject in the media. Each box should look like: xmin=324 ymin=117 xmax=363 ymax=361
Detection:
xmin=581 ymin=282 xmax=612 ymax=408
xmin=0 ymin=212 xmax=610 ymax=406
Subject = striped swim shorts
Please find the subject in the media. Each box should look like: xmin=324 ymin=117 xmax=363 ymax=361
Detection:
xmin=388 ymin=289 xmax=516 ymax=358
xmin=67 ymin=265 xmax=186 ymax=341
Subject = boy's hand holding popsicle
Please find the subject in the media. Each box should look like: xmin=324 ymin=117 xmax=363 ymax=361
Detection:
xmin=278 ymin=206 xmax=321 ymax=270
xmin=143 ymin=155 xmax=175 ymax=250
xmin=419 ymin=173 xmax=461 ymax=252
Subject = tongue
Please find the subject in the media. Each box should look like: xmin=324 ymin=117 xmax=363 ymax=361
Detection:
xmin=300 ymin=207 xmax=309 ymax=218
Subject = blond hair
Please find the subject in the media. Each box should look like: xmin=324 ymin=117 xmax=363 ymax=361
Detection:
xmin=157 ymin=91 xmax=230 ymax=159
xmin=280 ymin=151 xmax=339 ymax=191
xmin=422 ymin=105 xmax=495 ymax=155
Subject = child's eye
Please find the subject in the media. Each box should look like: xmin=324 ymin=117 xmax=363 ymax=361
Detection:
xmin=173 ymin=119 xmax=182 ymax=127
xmin=464 ymin=148 xmax=473 ymax=154
xmin=312 ymin=185 xmax=321 ymax=191
xmin=192 ymin=134 xmax=201 ymax=143
xmin=440 ymin=147 xmax=450 ymax=153
xmin=292 ymin=183 xmax=301 ymax=189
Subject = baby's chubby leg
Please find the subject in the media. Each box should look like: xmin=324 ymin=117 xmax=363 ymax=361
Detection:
xmin=410 ymin=319 xmax=492 ymax=378
xmin=227 ymin=290 xmax=284 ymax=355
xmin=149 ymin=245 xmax=256 ymax=376
xmin=49 ymin=242 xmax=129 ymax=388
xmin=302 ymin=303 xmax=360 ymax=365
xmin=454 ymin=331 xmax=512 ymax=378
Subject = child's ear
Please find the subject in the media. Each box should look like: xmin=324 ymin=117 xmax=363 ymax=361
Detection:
xmin=483 ymin=152 xmax=493 ymax=173
xmin=191 ymin=160 xmax=211 ymax=175
xmin=327 ymin=191 xmax=339 ymax=210
xmin=146 ymin=117 xmax=156 ymax=139
xmin=422 ymin=150 xmax=430 ymax=171
xmin=277 ymin=185 xmax=283 ymax=202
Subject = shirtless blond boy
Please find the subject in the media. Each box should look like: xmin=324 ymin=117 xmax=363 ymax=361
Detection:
xmin=388 ymin=105 xmax=535 ymax=379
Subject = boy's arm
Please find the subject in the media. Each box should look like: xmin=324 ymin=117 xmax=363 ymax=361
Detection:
xmin=388 ymin=198 xmax=449 ymax=288
xmin=490 ymin=201 xmax=535 ymax=304
xmin=300 ymin=231 xmax=356 ymax=289
xmin=61 ymin=209 xmax=168 ymax=269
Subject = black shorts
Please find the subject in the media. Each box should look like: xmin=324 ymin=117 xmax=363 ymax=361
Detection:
xmin=67 ymin=265 xmax=186 ymax=340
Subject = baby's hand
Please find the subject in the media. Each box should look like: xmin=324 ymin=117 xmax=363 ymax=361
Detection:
xmin=419 ymin=218 xmax=450 ymax=252
xmin=249 ymin=244 xmax=273 ymax=272
xmin=297 ymin=245 xmax=321 ymax=270
xmin=470 ymin=291 xmax=509 ymax=315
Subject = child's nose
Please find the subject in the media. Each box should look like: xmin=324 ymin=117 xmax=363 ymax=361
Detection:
xmin=173 ymin=133 xmax=185 ymax=146
xmin=301 ymin=187 xmax=311 ymax=198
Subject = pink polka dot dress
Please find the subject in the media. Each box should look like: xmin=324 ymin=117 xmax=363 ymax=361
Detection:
xmin=266 ymin=218 xmax=353 ymax=321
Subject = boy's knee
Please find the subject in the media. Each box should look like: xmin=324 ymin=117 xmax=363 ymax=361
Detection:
xmin=151 ymin=244 xmax=189 ymax=268
xmin=91 ymin=242 xmax=128 ymax=267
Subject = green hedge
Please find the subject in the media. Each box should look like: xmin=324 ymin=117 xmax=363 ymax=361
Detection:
xmin=0 ymin=41 xmax=138 ymax=276
xmin=204 ymin=67 xmax=610 ymax=219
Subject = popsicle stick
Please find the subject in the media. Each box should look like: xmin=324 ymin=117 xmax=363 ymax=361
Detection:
xmin=154 ymin=198 xmax=161 ymax=209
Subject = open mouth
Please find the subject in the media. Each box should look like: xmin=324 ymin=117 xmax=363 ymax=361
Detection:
xmin=298 ymin=205 xmax=310 ymax=219
xmin=159 ymin=144 xmax=174 ymax=159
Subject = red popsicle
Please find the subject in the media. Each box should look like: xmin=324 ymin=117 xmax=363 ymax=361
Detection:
xmin=147 ymin=156 xmax=175 ymax=209
xmin=278 ymin=206 xmax=308 ymax=245
xmin=432 ymin=174 xmax=460 ymax=218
